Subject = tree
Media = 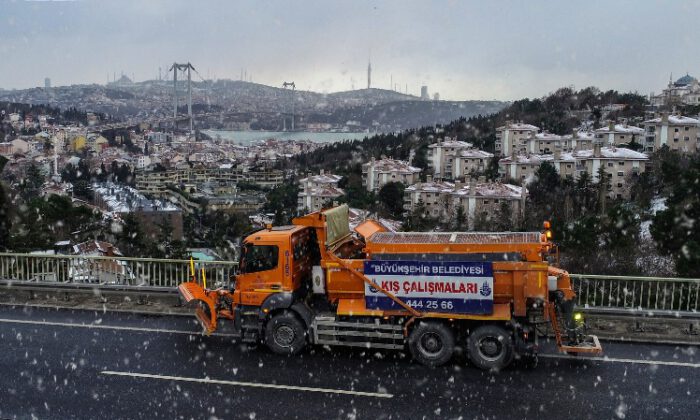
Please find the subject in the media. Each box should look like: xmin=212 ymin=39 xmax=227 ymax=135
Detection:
xmin=651 ymin=155 xmax=700 ymax=277
xmin=20 ymin=163 xmax=45 ymax=199
xmin=377 ymin=182 xmax=405 ymax=219
xmin=484 ymin=156 xmax=500 ymax=181
xmin=116 ymin=213 xmax=147 ymax=257
xmin=454 ymin=205 xmax=467 ymax=231
xmin=0 ymin=183 xmax=10 ymax=250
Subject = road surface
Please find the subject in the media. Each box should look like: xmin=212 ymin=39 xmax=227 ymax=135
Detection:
xmin=0 ymin=305 xmax=697 ymax=419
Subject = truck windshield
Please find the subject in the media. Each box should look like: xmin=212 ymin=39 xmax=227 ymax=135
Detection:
xmin=240 ymin=244 xmax=279 ymax=273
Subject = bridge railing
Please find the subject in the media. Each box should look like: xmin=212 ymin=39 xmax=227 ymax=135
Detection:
xmin=0 ymin=253 xmax=238 ymax=289
xmin=570 ymin=274 xmax=700 ymax=315
xmin=1 ymin=253 xmax=699 ymax=316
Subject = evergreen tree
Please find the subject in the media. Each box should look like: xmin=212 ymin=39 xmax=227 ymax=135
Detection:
xmin=651 ymin=155 xmax=700 ymax=277
xmin=377 ymin=182 xmax=405 ymax=219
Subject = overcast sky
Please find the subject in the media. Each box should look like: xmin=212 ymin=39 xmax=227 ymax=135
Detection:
xmin=1 ymin=0 xmax=700 ymax=101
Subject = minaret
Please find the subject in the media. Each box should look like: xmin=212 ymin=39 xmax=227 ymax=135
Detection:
xmin=367 ymin=61 xmax=372 ymax=89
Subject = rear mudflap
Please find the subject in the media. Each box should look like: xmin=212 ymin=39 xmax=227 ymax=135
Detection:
xmin=178 ymin=282 xmax=218 ymax=334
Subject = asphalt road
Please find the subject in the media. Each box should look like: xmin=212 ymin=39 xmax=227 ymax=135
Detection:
xmin=0 ymin=304 xmax=698 ymax=419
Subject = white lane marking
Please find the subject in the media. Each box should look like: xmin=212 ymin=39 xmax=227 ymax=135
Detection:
xmin=539 ymin=354 xmax=700 ymax=368
xmin=101 ymin=370 xmax=394 ymax=399
xmin=0 ymin=317 xmax=236 ymax=337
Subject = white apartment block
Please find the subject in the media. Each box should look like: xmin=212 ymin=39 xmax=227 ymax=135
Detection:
xmin=362 ymin=157 xmax=422 ymax=192
xmin=495 ymin=122 xmax=539 ymax=156
xmin=498 ymin=153 xmax=553 ymax=183
xmin=499 ymin=145 xmax=648 ymax=199
xmin=642 ymin=114 xmax=700 ymax=153
xmin=427 ymin=138 xmax=473 ymax=179
xmin=297 ymin=171 xmax=345 ymax=212
xmin=403 ymin=176 xmax=525 ymax=228
xmin=594 ymin=123 xmax=644 ymax=147
xmin=452 ymin=149 xmax=494 ymax=179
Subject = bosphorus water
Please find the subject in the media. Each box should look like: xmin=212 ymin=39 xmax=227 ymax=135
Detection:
xmin=202 ymin=130 xmax=371 ymax=146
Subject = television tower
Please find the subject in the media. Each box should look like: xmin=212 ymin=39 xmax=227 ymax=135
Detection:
xmin=367 ymin=60 xmax=372 ymax=89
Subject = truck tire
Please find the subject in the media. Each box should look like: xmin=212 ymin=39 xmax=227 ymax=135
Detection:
xmin=264 ymin=310 xmax=307 ymax=355
xmin=408 ymin=321 xmax=455 ymax=367
xmin=467 ymin=325 xmax=514 ymax=371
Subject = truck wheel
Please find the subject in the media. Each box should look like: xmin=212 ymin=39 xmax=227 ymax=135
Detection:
xmin=264 ymin=310 xmax=307 ymax=355
xmin=468 ymin=325 xmax=514 ymax=371
xmin=408 ymin=321 xmax=455 ymax=367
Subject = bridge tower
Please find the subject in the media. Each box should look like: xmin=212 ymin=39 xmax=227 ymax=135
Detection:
xmin=170 ymin=62 xmax=195 ymax=132
xmin=282 ymin=81 xmax=296 ymax=131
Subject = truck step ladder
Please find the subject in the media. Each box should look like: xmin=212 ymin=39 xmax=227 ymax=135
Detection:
xmin=312 ymin=315 xmax=405 ymax=350
xmin=548 ymin=303 xmax=603 ymax=355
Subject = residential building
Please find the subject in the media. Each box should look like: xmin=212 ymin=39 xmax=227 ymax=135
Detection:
xmin=297 ymin=171 xmax=344 ymax=212
xmin=495 ymin=122 xmax=539 ymax=156
xmin=642 ymin=113 xmax=700 ymax=153
xmin=499 ymin=145 xmax=648 ymax=199
xmin=498 ymin=153 xmax=553 ymax=183
xmin=556 ymin=145 xmax=648 ymax=199
xmin=594 ymin=122 xmax=644 ymax=147
xmin=362 ymin=157 xmax=421 ymax=192
xmin=92 ymin=182 xmax=184 ymax=240
xmin=403 ymin=176 xmax=525 ymax=228
xmin=452 ymin=149 xmax=494 ymax=179
xmin=427 ymin=138 xmax=474 ymax=179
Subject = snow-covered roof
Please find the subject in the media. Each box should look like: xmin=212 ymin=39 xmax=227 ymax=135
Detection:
xmin=452 ymin=182 xmax=525 ymax=198
xmin=594 ymin=124 xmax=644 ymax=134
xmin=365 ymin=158 xmax=421 ymax=174
xmin=301 ymin=185 xmax=345 ymax=198
xmin=534 ymin=132 xmax=563 ymax=140
xmin=457 ymin=149 xmax=494 ymax=159
xmin=644 ymin=115 xmax=700 ymax=125
xmin=405 ymin=180 xmax=455 ymax=193
xmin=93 ymin=182 xmax=179 ymax=213
xmin=300 ymin=173 xmax=343 ymax=184
xmin=499 ymin=154 xmax=553 ymax=165
xmin=428 ymin=140 xmax=473 ymax=149
xmin=560 ymin=147 xmax=648 ymax=161
xmin=497 ymin=123 xmax=540 ymax=131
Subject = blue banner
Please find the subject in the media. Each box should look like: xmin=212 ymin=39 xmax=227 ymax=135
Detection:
xmin=364 ymin=260 xmax=494 ymax=314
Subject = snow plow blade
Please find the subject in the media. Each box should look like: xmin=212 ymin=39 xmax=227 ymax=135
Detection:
xmin=178 ymin=282 xmax=218 ymax=335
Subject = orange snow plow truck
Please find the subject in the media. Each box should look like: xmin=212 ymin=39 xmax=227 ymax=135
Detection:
xmin=179 ymin=205 xmax=601 ymax=370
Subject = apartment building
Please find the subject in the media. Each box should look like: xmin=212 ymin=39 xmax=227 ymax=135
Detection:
xmin=362 ymin=157 xmax=422 ymax=192
xmin=135 ymin=166 xmax=285 ymax=196
xmin=495 ymin=122 xmax=539 ymax=156
xmin=594 ymin=122 xmax=644 ymax=147
xmin=498 ymin=153 xmax=554 ymax=183
xmin=556 ymin=145 xmax=648 ymax=199
xmin=403 ymin=176 xmax=525 ymax=228
xmin=498 ymin=145 xmax=648 ymax=199
xmin=297 ymin=171 xmax=345 ymax=212
xmin=452 ymin=149 xmax=494 ymax=179
xmin=642 ymin=114 xmax=700 ymax=153
xmin=427 ymin=138 xmax=474 ymax=179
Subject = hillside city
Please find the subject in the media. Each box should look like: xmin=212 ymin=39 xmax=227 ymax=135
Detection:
xmin=1 ymin=75 xmax=699 ymax=277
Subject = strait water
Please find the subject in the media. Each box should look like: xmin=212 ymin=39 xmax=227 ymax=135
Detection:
xmin=202 ymin=130 xmax=371 ymax=146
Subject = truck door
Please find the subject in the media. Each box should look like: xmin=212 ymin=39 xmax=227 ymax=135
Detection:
xmin=238 ymin=242 xmax=282 ymax=305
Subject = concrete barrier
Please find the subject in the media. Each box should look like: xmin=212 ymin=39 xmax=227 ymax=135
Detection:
xmin=1 ymin=281 xmax=699 ymax=345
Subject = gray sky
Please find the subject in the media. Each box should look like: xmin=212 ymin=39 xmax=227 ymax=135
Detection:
xmin=1 ymin=0 xmax=699 ymax=100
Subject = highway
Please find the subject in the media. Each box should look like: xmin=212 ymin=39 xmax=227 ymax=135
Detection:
xmin=0 ymin=305 xmax=697 ymax=419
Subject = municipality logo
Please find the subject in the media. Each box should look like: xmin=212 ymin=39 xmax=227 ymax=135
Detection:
xmin=480 ymin=281 xmax=492 ymax=297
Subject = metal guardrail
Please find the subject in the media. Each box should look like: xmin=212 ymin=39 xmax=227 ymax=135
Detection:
xmin=570 ymin=274 xmax=700 ymax=315
xmin=0 ymin=253 xmax=238 ymax=289
xmin=1 ymin=253 xmax=698 ymax=317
